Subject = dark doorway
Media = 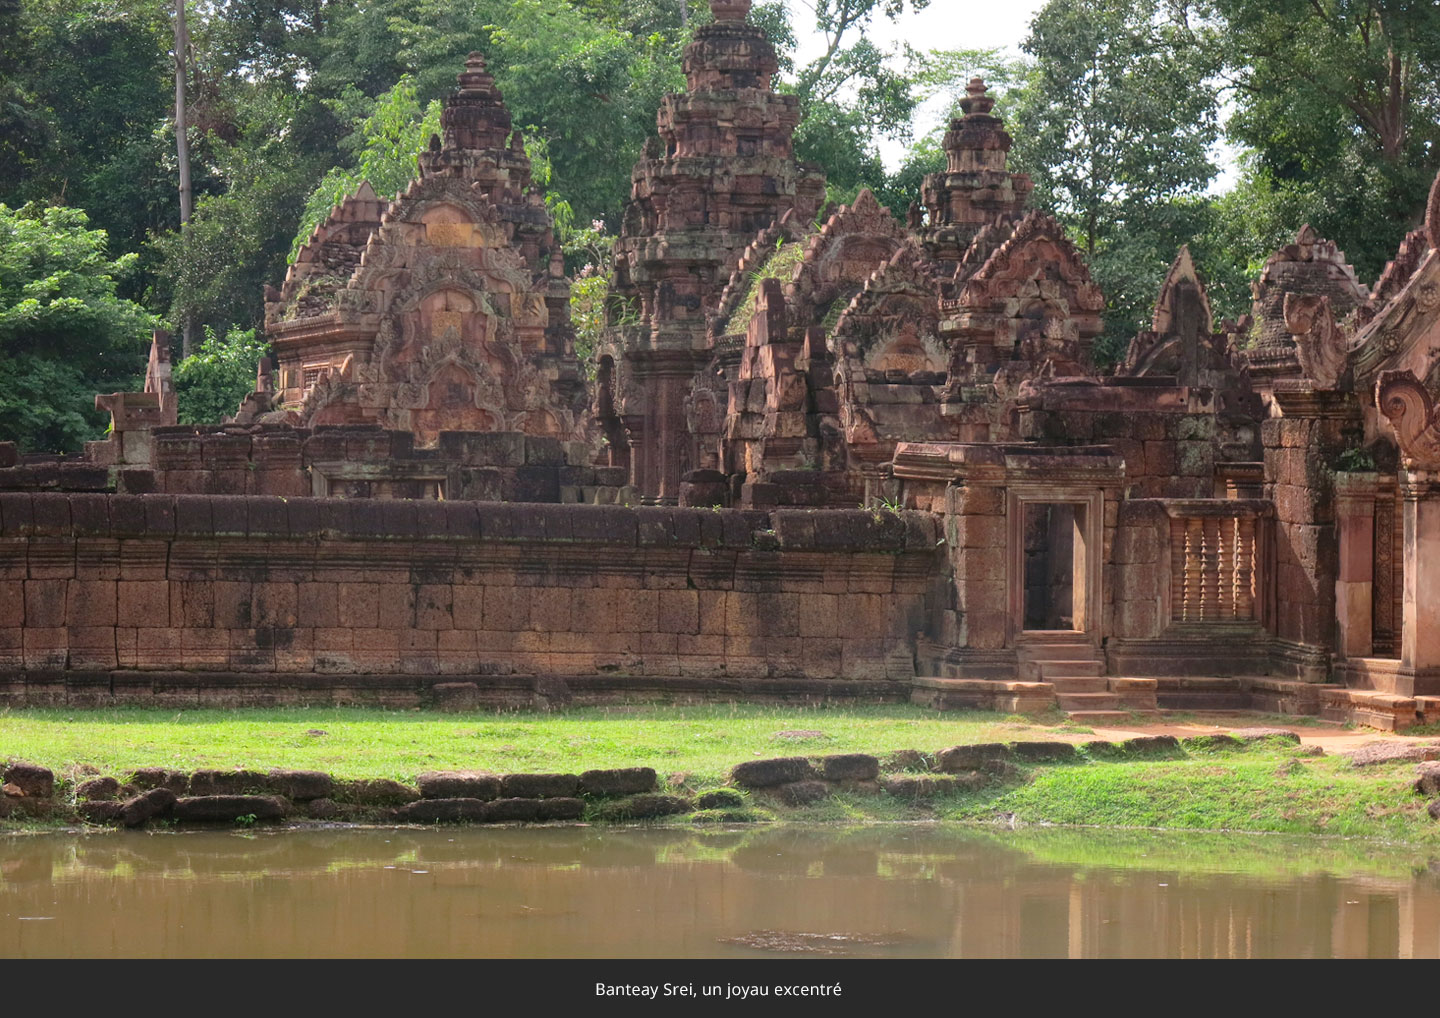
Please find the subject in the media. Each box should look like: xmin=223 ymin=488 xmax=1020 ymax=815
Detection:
xmin=1023 ymin=503 xmax=1083 ymax=631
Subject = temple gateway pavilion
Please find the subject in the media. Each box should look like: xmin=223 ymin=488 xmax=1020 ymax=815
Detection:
xmin=6 ymin=0 xmax=1440 ymax=730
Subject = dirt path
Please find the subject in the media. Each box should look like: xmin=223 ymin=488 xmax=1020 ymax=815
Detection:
xmin=1073 ymin=712 xmax=1438 ymax=754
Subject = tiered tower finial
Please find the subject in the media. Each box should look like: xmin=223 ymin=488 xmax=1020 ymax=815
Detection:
xmin=920 ymin=77 xmax=1031 ymax=266
xmin=710 ymin=0 xmax=752 ymax=22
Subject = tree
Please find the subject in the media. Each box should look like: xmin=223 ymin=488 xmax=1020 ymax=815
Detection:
xmin=290 ymin=76 xmax=442 ymax=260
xmin=789 ymin=0 xmax=930 ymax=203
xmin=1205 ymin=0 xmax=1440 ymax=282
xmin=1002 ymin=0 xmax=1223 ymax=364
xmin=0 ymin=203 xmax=155 ymax=452
xmin=172 ymin=325 xmax=271 ymax=425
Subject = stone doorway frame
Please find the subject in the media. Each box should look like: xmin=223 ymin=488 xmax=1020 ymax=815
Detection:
xmin=1006 ymin=484 xmax=1105 ymax=650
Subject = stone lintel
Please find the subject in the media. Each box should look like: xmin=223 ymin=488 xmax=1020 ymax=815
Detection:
xmin=1269 ymin=386 xmax=1360 ymax=420
xmin=893 ymin=442 xmax=1125 ymax=486
xmin=1157 ymin=498 xmax=1272 ymax=520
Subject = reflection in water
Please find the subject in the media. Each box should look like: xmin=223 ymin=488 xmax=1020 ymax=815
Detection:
xmin=2 ymin=825 xmax=1439 ymax=958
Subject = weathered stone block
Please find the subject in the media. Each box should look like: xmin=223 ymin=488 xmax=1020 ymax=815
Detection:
xmin=500 ymin=773 xmax=579 ymax=799
xmin=3 ymin=761 xmax=53 ymax=798
xmin=395 ymin=797 xmax=490 ymax=822
xmin=819 ymin=754 xmax=879 ymax=781
xmin=265 ymin=769 xmax=334 ymax=801
xmin=595 ymin=794 xmax=693 ymax=820
xmin=935 ymin=743 xmax=1011 ymax=772
xmin=188 ymin=769 xmax=267 ymax=796
xmin=416 ymin=771 xmax=501 ymax=800
xmin=730 ymin=757 xmax=814 ymax=787
xmin=579 ymin=767 xmax=657 ymax=797
xmin=173 ymin=795 xmax=287 ymax=822
xmin=120 ymin=787 xmax=177 ymax=827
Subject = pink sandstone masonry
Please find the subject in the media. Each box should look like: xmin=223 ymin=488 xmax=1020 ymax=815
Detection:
xmin=0 ymin=493 xmax=940 ymax=708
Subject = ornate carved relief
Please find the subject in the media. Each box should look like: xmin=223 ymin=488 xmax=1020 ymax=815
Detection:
xmin=1377 ymin=369 xmax=1440 ymax=470
xmin=1283 ymin=292 xmax=1348 ymax=389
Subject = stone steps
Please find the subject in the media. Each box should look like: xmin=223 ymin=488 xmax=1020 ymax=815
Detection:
xmin=1056 ymin=691 xmax=1121 ymax=711
xmin=1018 ymin=641 xmax=1098 ymax=661
xmin=911 ymin=677 xmax=1054 ymax=713
xmin=1319 ymin=687 xmax=1440 ymax=731
xmin=1047 ymin=676 xmax=1110 ymax=693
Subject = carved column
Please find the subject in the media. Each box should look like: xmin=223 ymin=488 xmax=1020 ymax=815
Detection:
xmin=1333 ymin=471 xmax=1377 ymax=659
xmin=1377 ymin=371 xmax=1440 ymax=692
xmin=1400 ymin=471 xmax=1440 ymax=689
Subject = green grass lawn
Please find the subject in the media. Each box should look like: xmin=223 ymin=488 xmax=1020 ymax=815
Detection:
xmin=0 ymin=703 xmax=1061 ymax=784
xmin=2 ymin=705 xmax=1436 ymax=843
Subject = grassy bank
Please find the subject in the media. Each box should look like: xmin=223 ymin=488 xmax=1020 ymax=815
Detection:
xmin=0 ymin=703 xmax=1072 ymax=783
xmin=1 ymin=704 xmax=1437 ymax=843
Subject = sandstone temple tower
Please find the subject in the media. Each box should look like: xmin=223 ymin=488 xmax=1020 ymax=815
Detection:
xmin=600 ymin=0 xmax=826 ymax=501
xmin=264 ymin=52 xmax=588 ymax=448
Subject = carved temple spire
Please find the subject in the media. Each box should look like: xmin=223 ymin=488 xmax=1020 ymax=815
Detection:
xmin=920 ymin=78 xmax=1032 ymax=266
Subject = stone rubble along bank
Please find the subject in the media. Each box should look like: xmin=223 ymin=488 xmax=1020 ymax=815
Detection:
xmin=12 ymin=732 xmax=1432 ymax=830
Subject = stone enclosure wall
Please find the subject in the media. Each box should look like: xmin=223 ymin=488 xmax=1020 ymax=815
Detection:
xmin=0 ymin=494 xmax=942 ymax=707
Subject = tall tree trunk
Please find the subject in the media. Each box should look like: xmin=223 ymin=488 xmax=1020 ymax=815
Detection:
xmin=173 ymin=0 xmax=194 ymax=358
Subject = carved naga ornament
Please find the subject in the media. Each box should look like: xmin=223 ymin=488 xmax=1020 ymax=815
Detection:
xmin=1283 ymin=292 xmax=1348 ymax=389
xmin=1376 ymin=369 xmax=1440 ymax=471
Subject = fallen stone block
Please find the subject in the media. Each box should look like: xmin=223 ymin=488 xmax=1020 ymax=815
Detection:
xmin=578 ymin=767 xmax=657 ymax=797
xmin=935 ymin=744 xmax=1011 ymax=773
xmin=120 ymin=788 xmax=177 ymax=828
xmin=880 ymin=749 xmax=931 ymax=773
xmin=500 ymin=773 xmax=580 ymax=799
xmin=188 ymin=769 xmax=267 ymax=796
xmin=1231 ymin=728 xmax=1302 ymax=745
xmin=265 ymin=769 xmax=334 ymax=801
xmin=1430 ymin=800 xmax=1440 ymax=822
xmin=775 ymin=780 xmax=831 ymax=806
xmin=172 ymin=795 xmax=288 ymax=822
xmin=819 ymin=754 xmax=879 ymax=781
xmin=344 ymin=778 xmax=421 ymax=805
xmin=1418 ymin=764 xmax=1440 ymax=798
xmin=3 ymin=761 xmax=53 ymax=798
xmin=881 ymin=774 xmax=980 ymax=798
xmin=730 ymin=757 xmax=815 ymax=788
xmin=597 ymin=794 xmax=694 ymax=821
xmin=536 ymin=797 xmax=586 ymax=821
xmin=1008 ymin=741 xmax=1077 ymax=763
xmin=1346 ymin=742 xmax=1440 ymax=768
xmin=1118 ymin=735 xmax=1181 ymax=754
xmin=416 ymin=771 xmax=501 ymax=800
xmin=76 ymin=776 xmax=121 ymax=801
xmin=78 ymin=801 xmax=124 ymax=823
xmin=305 ymin=798 xmax=340 ymax=820
xmin=695 ymin=789 xmax=746 ymax=810
xmin=396 ymin=797 xmax=490 ymax=823
xmin=483 ymin=797 xmax=543 ymax=823
xmin=130 ymin=768 xmax=188 ymax=794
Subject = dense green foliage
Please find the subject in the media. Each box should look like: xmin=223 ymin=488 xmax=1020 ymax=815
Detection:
xmin=0 ymin=202 xmax=154 ymax=452
xmin=172 ymin=325 xmax=271 ymax=426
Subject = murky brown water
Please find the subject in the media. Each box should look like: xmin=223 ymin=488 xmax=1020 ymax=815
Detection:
xmin=3 ymin=824 xmax=1439 ymax=958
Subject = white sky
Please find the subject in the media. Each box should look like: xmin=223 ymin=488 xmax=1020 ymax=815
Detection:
xmin=784 ymin=0 xmax=1241 ymax=191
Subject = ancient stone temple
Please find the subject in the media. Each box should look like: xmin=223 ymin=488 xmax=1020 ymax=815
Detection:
xmin=267 ymin=52 xmax=586 ymax=446
xmin=597 ymin=0 xmax=825 ymax=501
xmin=5 ymin=6 xmax=1440 ymax=733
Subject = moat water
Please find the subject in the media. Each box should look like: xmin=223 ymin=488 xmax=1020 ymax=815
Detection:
xmin=3 ymin=824 xmax=1440 ymax=958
